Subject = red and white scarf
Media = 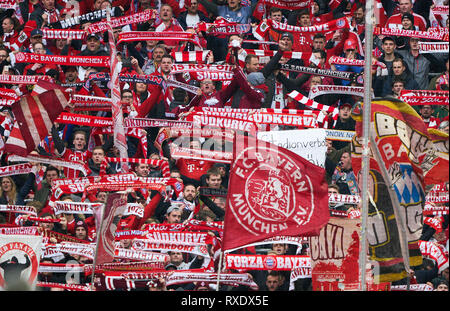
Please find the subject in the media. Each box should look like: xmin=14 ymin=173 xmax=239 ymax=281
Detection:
xmin=0 ymin=87 xmax=20 ymax=101
xmin=14 ymin=52 xmax=110 ymax=67
xmin=71 ymin=95 xmax=115 ymax=111
xmin=423 ymin=203 xmax=449 ymax=216
xmin=122 ymin=270 xmax=258 ymax=289
xmin=188 ymin=113 xmax=258 ymax=133
xmin=36 ymin=282 xmax=91 ymax=291
xmin=253 ymin=17 xmax=350 ymax=40
xmin=263 ymin=0 xmax=310 ymax=10
xmin=0 ymin=74 xmax=53 ymax=84
xmin=197 ymin=19 xmax=251 ymax=36
xmin=424 ymin=216 xmax=444 ymax=233
xmin=42 ymin=29 xmax=86 ymax=40
xmin=0 ymin=99 xmax=17 ymax=107
xmin=0 ymin=163 xmax=33 ymax=177
xmin=418 ymin=240 xmax=449 ymax=273
xmin=166 ymin=78 xmax=200 ymax=94
xmin=170 ymin=145 xmax=233 ymax=164
xmin=87 ymin=9 xmax=157 ymax=34
xmin=104 ymin=157 xmax=170 ymax=177
xmin=114 ymin=248 xmax=170 ymax=262
xmin=400 ymin=89 xmax=449 ymax=97
xmin=83 ymin=260 xmax=168 ymax=274
xmin=52 ymin=201 xmax=103 ymax=215
xmin=373 ymin=27 xmax=449 ymax=41
xmin=244 ymin=49 xmax=311 ymax=63
xmin=118 ymin=31 xmax=201 ymax=46
xmin=0 ymin=204 xmax=37 ymax=216
xmin=189 ymin=107 xmax=319 ymax=129
xmin=328 ymin=193 xmax=361 ymax=204
xmin=0 ymin=0 xmax=17 ymax=9
xmin=171 ymin=63 xmax=234 ymax=73
xmin=308 ymin=84 xmax=367 ymax=100
xmin=431 ymin=6 xmax=449 ymax=16
xmin=8 ymin=154 xmax=90 ymax=176
xmin=418 ymin=41 xmax=449 ymax=54
xmin=426 ymin=191 xmax=449 ymax=204
xmin=170 ymin=50 xmax=211 ymax=63
xmin=329 ymin=56 xmax=387 ymax=70
xmin=124 ymin=117 xmax=193 ymax=128
xmin=398 ymin=95 xmax=449 ymax=106
xmin=131 ymin=239 xmax=210 ymax=258
xmin=288 ymin=90 xmax=339 ymax=123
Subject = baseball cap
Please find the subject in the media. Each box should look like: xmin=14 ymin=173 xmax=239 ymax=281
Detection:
xmin=401 ymin=12 xmax=414 ymax=24
xmin=280 ymin=32 xmax=294 ymax=42
xmin=339 ymin=96 xmax=354 ymax=109
xmin=74 ymin=220 xmax=88 ymax=231
xmin=165 ymin=263 xmax=178 ymax=270
xmin=381 ymin=36 xmax=395 ymax=43
xmin=344 ymin=39 xmax=357 ymax=51
xmin=165 ymin=205 xmax=181 ymax=215
xmin=86 ymin=33 xmax=101 ymax=41
xmin=31 ymin=29 xmax=44 ymax=37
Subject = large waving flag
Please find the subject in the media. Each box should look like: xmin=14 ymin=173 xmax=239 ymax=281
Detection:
xmin=222 ymin=135 xmax=329 ymax=252
xmin=4 ymin=87 xmax=70 ymax=156
xmin=351 ymin=98 xmax=444 ymax=283
xmin=94 ymin=193 xmax=127 ymax=265
xmin=423 ymin=128 xmax=449 ymax=185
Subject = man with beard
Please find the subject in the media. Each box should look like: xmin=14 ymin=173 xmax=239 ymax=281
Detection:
xmin=420 ymin=105 xmax=441 ymax=129
xmin=179 ymin=184 xmax=200 ymax=218
xmin=331 ymin=151 xmax=359 ymax=196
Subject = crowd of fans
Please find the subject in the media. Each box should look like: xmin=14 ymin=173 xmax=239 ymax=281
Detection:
xmin=0 ymin=0 xmax=448 ymax=291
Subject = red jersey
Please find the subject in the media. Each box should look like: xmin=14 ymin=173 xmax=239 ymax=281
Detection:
xmin=177 ymin=158 xmax=213 ymax=181
xmin=385 ymin=13 xmax=427 ymax=31
xmin=60 ymin=148 xmax=91 ymax=179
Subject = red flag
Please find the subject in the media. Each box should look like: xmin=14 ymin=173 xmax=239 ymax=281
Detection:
xmin=423 ymin=128 xmax=449 ymax=185
xmin=94 ymin=192 xmax=127 ymax=265
xmin=222 ymin=135 xmax=329 ymax=251
xmin=4 ymin=88 xmax=70 ymax=156
xmin=106 ymin=12 xmax=129 ymax=172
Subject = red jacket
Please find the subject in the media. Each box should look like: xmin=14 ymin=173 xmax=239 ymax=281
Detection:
xmin=187 ymin=76 xmax=238 ymax=109
xmin=232 ymin=67 xmax=265 ymax=109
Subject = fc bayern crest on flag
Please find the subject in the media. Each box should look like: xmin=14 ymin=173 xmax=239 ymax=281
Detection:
xmin=0 ymin=234 xmax=42 ymax=290
xmin=222 ymin=138 xmax=329 ymax=251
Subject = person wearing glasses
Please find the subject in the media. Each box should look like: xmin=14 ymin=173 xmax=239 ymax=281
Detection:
xmin=23 ymin=42 xmax=58 ymax=76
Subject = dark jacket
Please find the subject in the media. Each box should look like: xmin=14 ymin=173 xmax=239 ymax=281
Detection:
xmin=177 ymin=10 xmax=210 ymax=30
xmin=87 ymin=159 xmax=117 ymax=176
xmin=260 ymin=50 xmax=304 ymax=109
xmin=231 ymin=67 xmax=265 ymax=109
xmin=29 ymin=2 xmax=65 ymax=28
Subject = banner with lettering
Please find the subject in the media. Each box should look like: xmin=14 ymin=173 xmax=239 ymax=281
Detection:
xmin=0 ymin=234 xmax=42 ymax=290
xmin=351 ymin=99 xmax=436 ymax=283
xmin=309 ymin=217 xmax=361 ymax=291
xmin=258 ymin=129 xmax=327 ymax=168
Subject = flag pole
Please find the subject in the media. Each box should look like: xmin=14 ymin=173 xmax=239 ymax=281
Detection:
xmin=90 ymin=202 xmax=105 ymax=290
xmin=106 ymin=8 xmax=129 ymax=173
xmin=216 ymin=251 xmax=223 ymax=291
xmin=358 ymin=0 xmax=375 ymax=291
